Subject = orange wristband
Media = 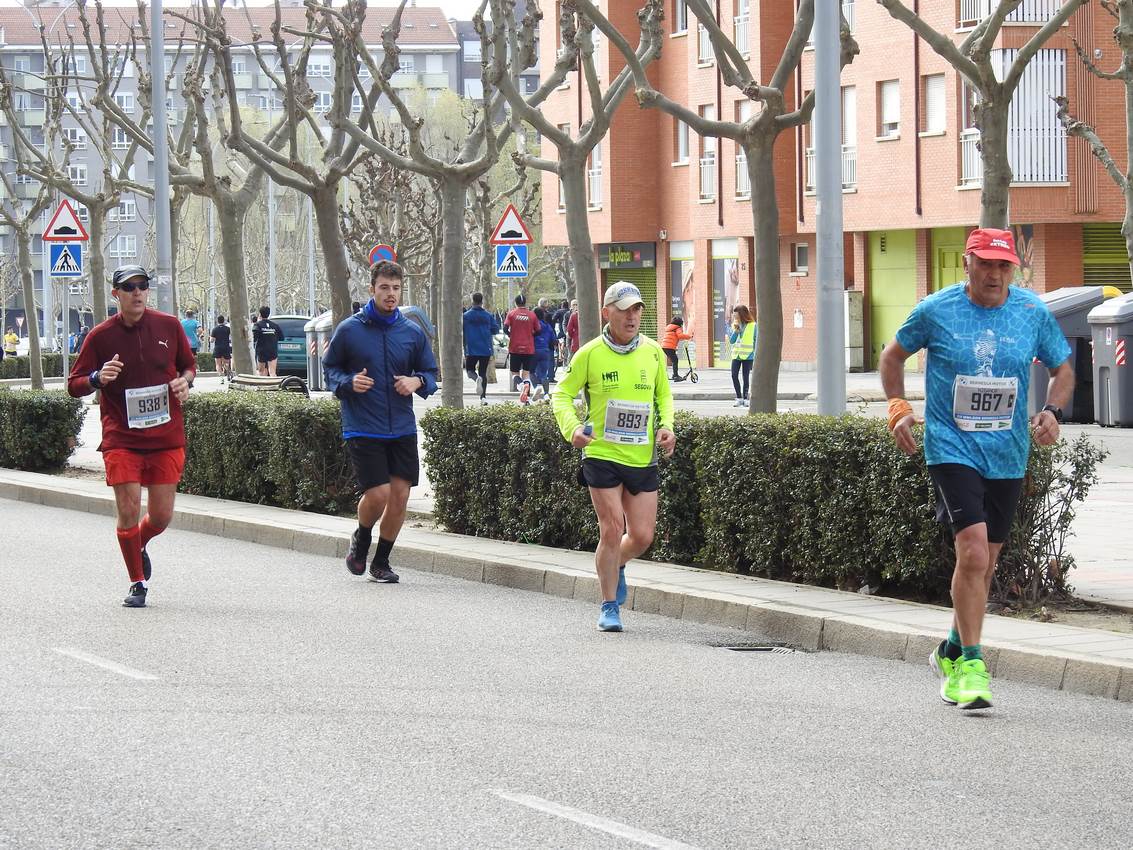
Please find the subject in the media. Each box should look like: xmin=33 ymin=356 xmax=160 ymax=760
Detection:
xmin=887 ymin=398 xmax=914 ymax=432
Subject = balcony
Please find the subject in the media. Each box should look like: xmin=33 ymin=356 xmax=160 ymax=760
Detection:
xmin=391 ymin=70 xmax=417 ymax=89
xmin=20 ymin=109 xmax=45 ymax=127
xmin=697 ymin=25 xmax=713 ymax=64
xmin=421 ymin=72 xmax=448 ymax=90
xmin=803 ymin=145 xmax=857 ymax=190
xmin=958 ymin=0 xmax=1058 ymax=27
xmin=699 ymin=153 xmax=717 ymax=201
xmin=735 ymin=151 xmax=750 ymax=198
xmin=734 ymin=15 xmax=749 ymax=57
xmin=587 ymin=167 xmax=602 ymax=208
xmin=232 ymin=72 xmax=263 ymax=90
xmin=13 ymin=72 xmax=45 ymax=91
xmin=961 ymin=128 xmax=982 ymax=186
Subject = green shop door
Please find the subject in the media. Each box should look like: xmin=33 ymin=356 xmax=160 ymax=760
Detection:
xmin=932 ymin=227 xmax=967 ymax=293
xmin=602 ymin=268 xmax=658 ymax=340
xmin=868 ymin=230 xmax=918 ymax=369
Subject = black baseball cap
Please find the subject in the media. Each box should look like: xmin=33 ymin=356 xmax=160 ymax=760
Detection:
xmin=111 ymin=264 xmax=151 ymax=288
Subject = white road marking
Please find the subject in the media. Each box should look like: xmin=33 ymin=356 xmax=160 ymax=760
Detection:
xmin=53 ymin=648 xmax=160 ymax=681
xmin=493 ymin=790 xmax=701 ymax=850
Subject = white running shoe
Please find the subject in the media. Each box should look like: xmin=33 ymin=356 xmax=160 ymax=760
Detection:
xmin=532 ymin=385 xmax=545 ymax=402
xmin=519 ymin=381 xmax=531 ymax=405
xmin=475 ymin=376 xmax=484 ymax=397
xmin=733 ymin=398 xmax=745 ymax=407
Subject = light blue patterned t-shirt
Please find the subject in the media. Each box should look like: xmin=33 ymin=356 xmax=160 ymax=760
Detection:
xmin=895 ymin=284 xmax=1071 ymax=479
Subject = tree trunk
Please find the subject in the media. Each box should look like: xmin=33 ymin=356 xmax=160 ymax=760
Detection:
xmin=560 ymin=159 xmax=601 ymax=343
xmin=17 ymin=231 xmax=43 ymax=389
xmin=747 ymin=138 xmax=782 ymax=414
xmin=216 ymin=197 xmax=255 ymax=374
xmin=88 ymin=210 xmax=108 ymax=323
xmin=439 ymin=178 xmax=469 ymax=408
xmin=977 ymin=95 xmax=1012 ymax=229
xmin=312 ymin=183 xmax=353 ymax=328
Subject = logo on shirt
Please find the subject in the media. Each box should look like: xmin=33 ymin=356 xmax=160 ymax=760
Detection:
xmin=601 ymin=370 xmax=619 ymax=390
xmin=973 ymin=329 xmax=997 ymax=377
xmin=157 ymin=339 xmax=169 ymax=349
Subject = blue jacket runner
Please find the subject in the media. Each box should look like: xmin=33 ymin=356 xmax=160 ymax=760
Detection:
xmin=323 ymin=303 xmax=438 ymax=439
xmin=462 ymin=305 xmax=500 ymax=357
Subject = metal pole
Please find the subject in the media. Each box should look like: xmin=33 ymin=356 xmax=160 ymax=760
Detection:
xmin=150 ymin=0 xmax=174 ymax=315
xmin=267 ymin=102 xmax=277 ymax=315
xmin=61 ymin=254 xmax=69 ymax=376
xmin=307 ymin=195 xmax=316 ymax=316
xmin=41 ymin=244 xmax=54 ymax=351
xmin=814 ymin=0 xmax=846 ymax=416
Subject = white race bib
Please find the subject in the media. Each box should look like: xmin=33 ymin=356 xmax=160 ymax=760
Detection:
xmin=602 ymin=399 xmax=651 ymax=445
xmin=952 ymin=375 xmax=1017 ymax=432
xmin=125 ymin=384 xmax=171 ymax=429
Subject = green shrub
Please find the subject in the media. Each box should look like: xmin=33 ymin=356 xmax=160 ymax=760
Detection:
xmin=0 ymin=389 xmax=83 ymax=471
xmin=0 ymin=354 xmax=66 ymax=380
xmin=195 ymin=352 xmax=216 ymax=372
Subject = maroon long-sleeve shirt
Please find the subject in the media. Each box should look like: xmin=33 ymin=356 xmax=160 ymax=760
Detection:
xmin=67 ymin=309 xmax=196 ymax=452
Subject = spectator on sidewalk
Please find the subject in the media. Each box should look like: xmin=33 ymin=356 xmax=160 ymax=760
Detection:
xmin=729 ymin=305 xmax=756 ymax=406
xmin=565 ymin=299 xmax=580 ymax=363
xmin=661 ymin=316 xmax=693 ymax=381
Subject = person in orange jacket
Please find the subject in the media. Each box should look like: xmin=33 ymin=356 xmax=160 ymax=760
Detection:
xmin=660 ymin=316 xmax=693 ymax=381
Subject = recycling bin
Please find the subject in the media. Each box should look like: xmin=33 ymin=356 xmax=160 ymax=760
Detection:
xmin=1088 ymin=292 xmax=1133 ymax=427
xmin=304 ymin=311 xmax=333 ymax=392
xmin=1029 ymin=286 xmax=1104 ymax=423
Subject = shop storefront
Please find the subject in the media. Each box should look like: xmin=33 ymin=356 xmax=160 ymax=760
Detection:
xmin=599 ymin=242 xmax=658 ymax=340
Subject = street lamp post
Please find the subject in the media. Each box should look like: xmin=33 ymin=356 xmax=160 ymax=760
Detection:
xmin=150 ymin=0 xmax=174 ymax=315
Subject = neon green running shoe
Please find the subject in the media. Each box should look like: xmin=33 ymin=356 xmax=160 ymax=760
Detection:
xmin=956 ymin=658 xmax=993 ymax=710
xmin=929 ymin=646 xmax=961 ymax=705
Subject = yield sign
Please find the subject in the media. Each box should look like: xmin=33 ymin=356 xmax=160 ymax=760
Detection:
xmin=489 ymin=203 xmax=533 ymax=245
xmin=43 ymin=199 xmax=90 ymax=242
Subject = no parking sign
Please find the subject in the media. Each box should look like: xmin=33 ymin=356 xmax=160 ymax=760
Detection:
xmin=368 ymin=244 xmax=397 ymax=265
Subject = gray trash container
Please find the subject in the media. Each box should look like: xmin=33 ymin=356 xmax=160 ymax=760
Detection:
xmin=1029 ymin=286 xmax=1103 ymax=423
xmin=1088 ymin=292 xmax=1133 ymax=426
xmin=304 ymin=311 xmax=333 ymax=392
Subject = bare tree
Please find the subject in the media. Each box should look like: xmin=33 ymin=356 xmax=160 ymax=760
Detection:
xmin=596 ymin=0 xmax=856 ymax=412
xmin=488 ymin=0 xmax=659 ymax=344
xmin=1055 ymin=0 xmax=1133 ymax=281
xmin=878 ymin=0 xmax=1089 ymax=228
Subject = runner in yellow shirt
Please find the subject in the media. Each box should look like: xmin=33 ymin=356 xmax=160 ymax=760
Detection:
xmin=552 ymin=282 xmax=676 ymax=632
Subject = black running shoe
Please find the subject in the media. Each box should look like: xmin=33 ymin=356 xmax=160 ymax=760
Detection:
xmin=141 ymin=550 xmax=152 ymax=582
xmin=346 ymin=529 xmax=369 ymax=576
xmin=367 ymin=563 xmax=400 ymax=583
xmin=122 ymin=582 xmax=147 ymax=608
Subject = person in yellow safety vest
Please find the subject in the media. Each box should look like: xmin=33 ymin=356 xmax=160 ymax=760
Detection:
xmin=729 ymin=304 xmax=756 ymax=407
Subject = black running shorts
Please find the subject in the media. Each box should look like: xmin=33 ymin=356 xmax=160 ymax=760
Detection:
xmin=347 ymin=435 xmax=420 ymax=490
xmin=927 ymin=463 xmax=1024 ymax=544
xmin=580 ymin=458 xmax=659 ymax=495
xmin=509 ymin=352 xmax=533 ymax=372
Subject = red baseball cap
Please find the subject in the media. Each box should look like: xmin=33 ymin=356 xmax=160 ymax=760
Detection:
xmin=965 ymin=228 xmax=1019 ymax=265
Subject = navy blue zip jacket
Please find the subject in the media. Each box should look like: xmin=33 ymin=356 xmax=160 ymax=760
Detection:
xmin=323 ymin=302 xmax=438 ymax=439
xmin=533 ymin=321 xmax=556 ymax=352
xmin=462 ymin=305 xmax=499 ymax=357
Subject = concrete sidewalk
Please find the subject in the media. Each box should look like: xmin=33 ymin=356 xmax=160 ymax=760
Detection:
xmin=3 ymin=467 xmax=1131 ymax=703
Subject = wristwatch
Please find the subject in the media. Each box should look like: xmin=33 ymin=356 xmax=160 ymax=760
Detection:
xmin=89 ymin=369 xmax=103 ymax=389
xmin=1042 ymin=404 xmax=1064 ymax=423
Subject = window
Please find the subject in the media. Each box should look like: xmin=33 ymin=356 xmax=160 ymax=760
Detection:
xmin=558 ymin=124 xmax=570 ymax=211
xmin=791 ymin=243 xmax=809 ymax=274
xmin=699 ymin=105 xmax=717 ymax=201
xmin=673 ymin=0 xmax=688 ymax=33
xmin=588 ymin=142 xmax=602 ymax=208
xmin=112 ymin=127 xmax=130 ymax=150
xmin=63 ymin=127 xmax=87 ymax=150
xmin=674 ymin=118 xmax=689 ymax=164
xmin=64 ymin=54 xmax=87 ymax=76
xmin=841 ymin=85 xmax=857 ymax=188
xmin=308 ymin=59 xmax=333 ymax=78
xmin=67 ymin=164 xmax=88 ymax=186
xmin=232 ymin=56 xmax=247 ymax=75
xmin=109 ymin=235 xmax=137 ymax=258
xmin=351 ymin=92 xmax=363 ymax=113
xmin=735 ymin=102 xmax=753 ymax=198
xmin=523 ymin=76 xmax=539 ymax=95
xmin=921 ymin=73 xmax=945 ymax=134
xmin=65 ymin=92 xmax=85 ymax=113
xmin=464 ymin=78 xmax=484 ymax=100
xmin=425 ymin=54 xmax=443 ymax=74
xmin=877 ymin=79 xmax=900 ymax=138
xmin=697 ymin=24 xmax=713 ymax=64
xmin=998 ymin=47 xmax=1067 ymax=183
xmin=314 ymin=91 xmax=333 ymax=113
xmin=398 ymin=55 xmax=416 ymax=74
xmin=109 ymin=199 xmax=137 ymax=223
xmin=115 ymin=92 xmax=134 ymax=113
xmin=464 ymin=40 xmax=482 ymax=62
xmin=112 ymin=55 xmax=133 ymax=78
xmin=14 ymin=92 xmax=31 ymax=111
xmin=75 ymin=203 xmax=89 ymax=223
xmin=14 ymin=56 xmax=31 ymax=73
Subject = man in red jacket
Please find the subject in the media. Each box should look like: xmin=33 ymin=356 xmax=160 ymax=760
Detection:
xmin=68 ymin=265 xmax=197 ymax=608
xmin=503 ymin=292 xmax=541 ymax=404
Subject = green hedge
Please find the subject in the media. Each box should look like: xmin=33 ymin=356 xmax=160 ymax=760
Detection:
xmin=421 ymin=406 xmax=1104 ymax=603
xmin=0 ymin=389 xmax=84 ymax=471
xmin=194 ymin=352 xmax=216 ymax=372
xmin=0 ymin=354 xmax=66 ymax=380
xmin=181 ymin=393 xmax=355 ymax=514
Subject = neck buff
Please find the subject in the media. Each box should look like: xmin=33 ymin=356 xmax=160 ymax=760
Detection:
xmin=364 ymin=299 xmax=400 ymax=326
xmin=602 ymin=323 xmax=641 ymax=354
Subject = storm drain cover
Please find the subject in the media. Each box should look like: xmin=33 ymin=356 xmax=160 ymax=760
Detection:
xmin=716 ymin=643 xmax=797 ymax=654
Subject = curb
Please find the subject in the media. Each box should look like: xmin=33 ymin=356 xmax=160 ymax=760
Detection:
xmin=5 ymin=471 xmax=1131 ymax=704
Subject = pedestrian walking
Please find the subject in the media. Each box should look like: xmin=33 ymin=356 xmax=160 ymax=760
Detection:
xmin=252 ymin=306 xmax=285 ymax=377
xmin=181 ymin=309 xmax=201 ymax=354
xmin=660 ymin=316 xmax=693 ymax=381
xmin=66 ymin=265 xmax=197 ymax=608
xmin=323 ymin=260 xmax=438 ymax=584
xmin=551 ymin=281 xmax=676 ymax=632
xmin=3 ymin=327 xmax=17 ymax=358
xmin=531 ymin=306 xmax=556 ymax=403
xmin=565 ymin=299 xmax=580 ymax=362
xmin=211 ymin=315 xmax=233 ymax=378
xmin=463 ymin=292 xmax=499 ymax=405
xmin=76 ymin=324 xmax=90 ymax=354
xmin=729 ymin=305 xmax=756 ymax=406
xmin=504 ymin=292 xmax=541 ymax=404
xmin=879 ymin=227 xmax=1074 ymax=711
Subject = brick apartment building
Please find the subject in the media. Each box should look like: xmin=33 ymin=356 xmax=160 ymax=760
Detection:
xmin=539 ymin=1 xmax=1130 ymax=369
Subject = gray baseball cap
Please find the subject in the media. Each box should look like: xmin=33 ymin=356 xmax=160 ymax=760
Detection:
xmin=111 ymin=264 xmax=151 ymax=288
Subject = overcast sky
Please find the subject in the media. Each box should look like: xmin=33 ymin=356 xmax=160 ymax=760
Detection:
xmin=0 ymin=1 xmax=488 ymax=19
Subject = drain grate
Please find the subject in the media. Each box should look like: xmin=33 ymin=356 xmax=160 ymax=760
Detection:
xmin=717 ymin=644 xmax=797 ymax=654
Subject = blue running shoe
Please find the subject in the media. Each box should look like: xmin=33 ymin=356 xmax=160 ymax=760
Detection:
xmin=597 ymin=601 xmax=623 ymax=632
xmin=616 ymin=566 xmax=627 ymax=606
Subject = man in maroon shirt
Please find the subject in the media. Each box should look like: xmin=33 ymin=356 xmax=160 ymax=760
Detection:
xmin=503 ymin=292 xmax=541 ymax=404
xmin=68 ymin=265 xmax=197 ymax=608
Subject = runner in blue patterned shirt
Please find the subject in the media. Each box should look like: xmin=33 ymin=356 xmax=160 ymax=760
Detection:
xmin=879 ymin=227 xmax=1074 ymax=711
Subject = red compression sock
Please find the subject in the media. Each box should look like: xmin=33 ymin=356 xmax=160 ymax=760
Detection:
xmin=116 ymin=525 xmax=145 ymax=583
xmin=139 ymin=514 xmax=166 ymax=549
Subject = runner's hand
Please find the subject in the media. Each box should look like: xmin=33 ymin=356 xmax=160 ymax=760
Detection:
xmin=352 ymin=368 xmax=374 ymax=393
xmin=656 ymin=427 xmax=676 ymax=458
xmin=571 ymin=426 xmax=593 ymax=449
xmin=891 ymin=414 xmax=921 ymax=456
xmin=1030 ymin=410 xmax=1060 ymax=447
xmin=169 ymin=375 xmax=191 ymax=403
xmin=100 ymin=353 xmax=123 ymax=385
xmin=394 ymin=374 xmax=422 ymax=396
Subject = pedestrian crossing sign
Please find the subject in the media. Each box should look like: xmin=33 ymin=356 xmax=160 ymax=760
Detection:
xmin=495 ymin=244 xmax=528 ymax=278
xmin=49 ymin=243 xmax=83 ymax=278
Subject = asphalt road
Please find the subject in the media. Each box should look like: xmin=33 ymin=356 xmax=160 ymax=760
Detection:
xmin=3 ymin=500 xmax=1133 ymax=849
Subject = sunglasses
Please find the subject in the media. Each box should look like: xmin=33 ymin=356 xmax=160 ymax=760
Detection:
xmin=117 ymin=281 xmax=150 ymax=293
